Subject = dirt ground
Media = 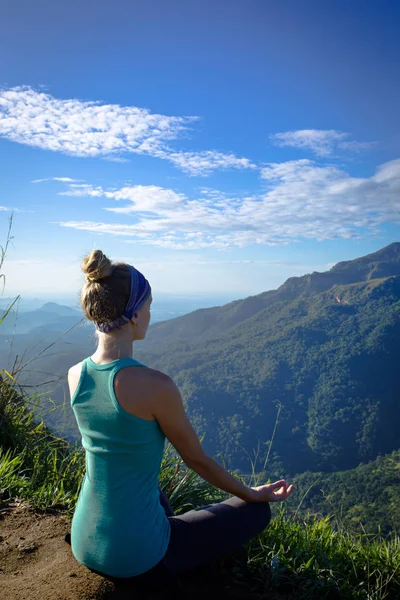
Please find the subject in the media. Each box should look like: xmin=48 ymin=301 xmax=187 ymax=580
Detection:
xmin=0 ymin=500 xmax=287 ymax=600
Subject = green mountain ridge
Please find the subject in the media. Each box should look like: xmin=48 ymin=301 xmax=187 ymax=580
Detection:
xmin=134 ymin=244 xmax=400 ymax=476
xmin=144 ymin=242 xmax=400 ymax=346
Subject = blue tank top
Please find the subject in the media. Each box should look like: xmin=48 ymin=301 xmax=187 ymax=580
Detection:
xmin=70 ymin=356 xmax=171 ymax=577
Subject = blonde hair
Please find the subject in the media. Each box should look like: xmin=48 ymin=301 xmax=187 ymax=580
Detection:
xmin=80 ymin=250 xmax=131 ymax=327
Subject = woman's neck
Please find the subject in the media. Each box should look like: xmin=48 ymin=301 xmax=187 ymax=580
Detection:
xmin=92 ymin=330 xmax=134 ymax=362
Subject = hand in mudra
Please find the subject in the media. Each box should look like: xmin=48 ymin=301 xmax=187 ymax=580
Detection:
xmin=250 ymin=480 xmax=294 ymax=502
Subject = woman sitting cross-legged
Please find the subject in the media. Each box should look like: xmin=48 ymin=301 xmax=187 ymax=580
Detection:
xmin=67 ymin=249 xmax=294 ymax=588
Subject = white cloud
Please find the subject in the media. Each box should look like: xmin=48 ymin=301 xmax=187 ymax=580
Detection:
xmin=32 ymin=177 xmax=83 ymax=183
xmin=61 ymin=184 xmax=187 ymax=213
xmin=55 ymin=221 xmax=149 ymax=236
xmin=57 ymin=157 xmax=400 ymax=249
xmin=339 ymin=140 xmax=375 ymax=152
xmin=0 ymin=86 xmax=189 ymax=157
xmin=163 ymin=150 xmax=256 ymax=176
xmin=0 ymin=205 xmax=22 ymax=212
xmin=0 ymin=86 xmax=253 ymax=176
xmin=270 ymin=129 xmax=373 ymax=157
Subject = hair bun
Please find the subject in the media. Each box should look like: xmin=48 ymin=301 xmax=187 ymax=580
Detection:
xmin=82 ymin=250 xmax=112 ymax=283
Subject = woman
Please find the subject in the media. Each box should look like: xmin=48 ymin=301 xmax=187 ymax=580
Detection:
xmin=67 ymin=249 xmax=294 ymax=588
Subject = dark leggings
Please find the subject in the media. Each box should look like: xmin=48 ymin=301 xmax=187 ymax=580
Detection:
xmin=94 ymin=489 xmax=272 ymax=588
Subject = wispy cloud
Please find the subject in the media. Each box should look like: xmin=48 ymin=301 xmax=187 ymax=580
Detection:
xmin=0 ymin=205 xmax=22 ymax=212
xmin=164 ymin=150 xmax=256 ymax=176
xmin=270 ymin=129 xmax=373 ymax=157
xmin=57 ymin=157 xmax=400 ymax=249
xmin=32 ymin=177 xmax=83 ymax=183
xmin=0 ymin=86 xmax=190 ymax=157
xmin=0 ymin=87 xmax=253 ymax=176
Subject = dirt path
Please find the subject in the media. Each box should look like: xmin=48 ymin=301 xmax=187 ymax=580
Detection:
xmin=0 ymin=500 xmax=112 ymax=600
xmin=0 ymin=500 xmax=287 ymax=600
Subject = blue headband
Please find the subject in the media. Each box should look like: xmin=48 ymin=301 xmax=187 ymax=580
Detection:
xmin=96 ymin=265 xmax=151 ymax=333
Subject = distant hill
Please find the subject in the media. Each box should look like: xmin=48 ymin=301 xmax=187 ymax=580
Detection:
xmin=0 ymin=302 xmax=82 ymax=336
xmin=39 ymin=302 xmax=81 ymax=317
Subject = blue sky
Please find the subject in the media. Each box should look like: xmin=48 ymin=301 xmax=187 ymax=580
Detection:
xmin=1 ymin=0 xmax=399 ymax=300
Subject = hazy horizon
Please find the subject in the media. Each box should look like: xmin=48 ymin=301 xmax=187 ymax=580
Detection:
xmin=0 ymin=292 xmax=242 ymax=326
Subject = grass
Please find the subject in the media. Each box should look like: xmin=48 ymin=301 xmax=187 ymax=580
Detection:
xmin=1 ymin=382 xmax=399 ymax=600
xmin=248 ymin=509 xmax=400 ymax=599
xmin=0 ymin=380 xmax=85 ymax=512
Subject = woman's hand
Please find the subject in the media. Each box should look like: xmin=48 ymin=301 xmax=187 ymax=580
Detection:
xmin=249 ymin=480 xmax=294 ymax=503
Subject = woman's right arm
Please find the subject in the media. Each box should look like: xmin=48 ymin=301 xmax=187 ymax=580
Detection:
xmin=152 ymin=374 xmax=293 ymax=503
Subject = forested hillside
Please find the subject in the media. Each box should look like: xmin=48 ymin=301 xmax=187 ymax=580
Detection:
xmin=135 ymin=244 xmax=400 ymax=475
xmin=292 ymin=449 xmax=400 ymax=536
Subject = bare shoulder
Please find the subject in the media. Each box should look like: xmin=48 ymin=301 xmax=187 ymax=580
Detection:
xmin=113 ymin=366 xmax=176 ymax=418
xmin=67 ymin=361 xmax=84 ymax=398
xmin=114 ymin=365 xmax=171 ymax=389
xmin=68 ymin=361 xmax=83 ymax=378
xmin=141 ymin=368 xmax=180 ymax=399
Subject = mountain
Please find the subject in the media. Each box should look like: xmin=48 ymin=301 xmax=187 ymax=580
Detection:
xmin=143 ymin=242 xmax=400 ymax=346
xmin=39 ymin=302 xmax=81 ymax=317
xmin=3 ymin=243 xmax=400 ymax=480
xmin=132 ymin=243 xmax=400 ymax=474
xmin=135 ymin=274 xmax=400 ymax=474
xmin=0 ymin=302 xmax=82 ymax=335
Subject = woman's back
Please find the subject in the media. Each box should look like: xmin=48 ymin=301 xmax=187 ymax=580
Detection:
xmin=70 ymin=357 xmax=171 ymax=578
